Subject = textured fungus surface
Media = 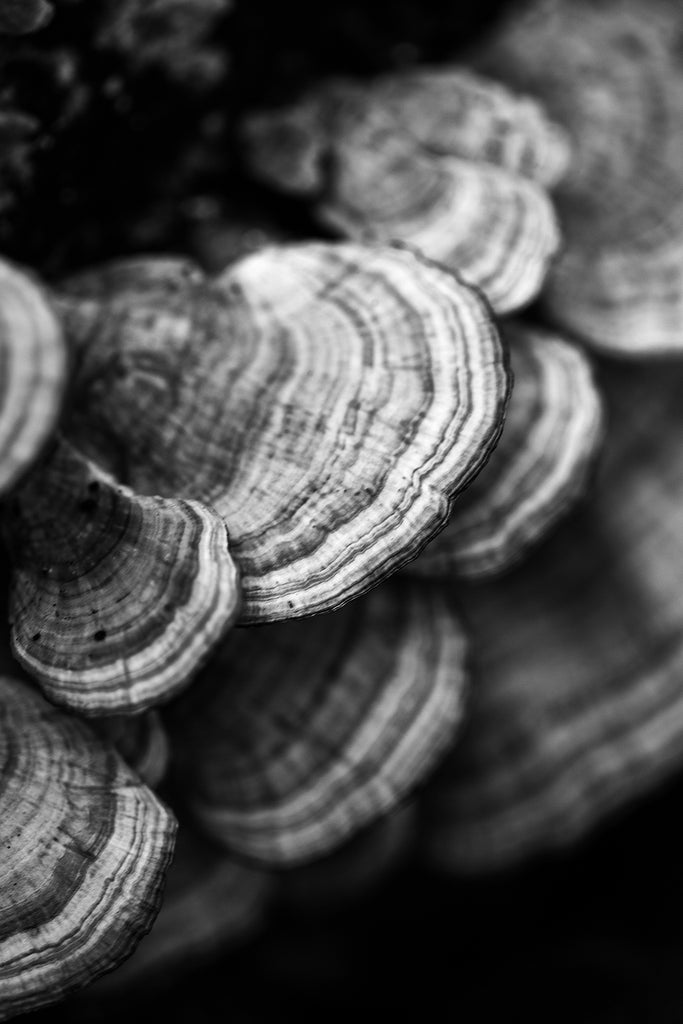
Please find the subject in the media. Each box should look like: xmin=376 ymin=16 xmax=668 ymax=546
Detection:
xmin=0 ymin=674 xmax=175 ymax=1018
xmin=422 ymin=359 xmax=683 ymax=870
xmin=0 ymin=260 xmax=67 ymax=496
xmin=243 ymin=74 xmax=563 ymax=314
xmin=59 ymin=244 xmax=508 ymax=623
xmin=475 ymin=0 xmax=683 ymax=354
xmin=4 ymin=439 xmax=240 ymax=714
xmin=0 ymin=0 xmax=52 ymax=34
xmin=167 ymin=581 xmax=468 ymax=865
xmin=410 ymin=324 xmax=603 ymax=579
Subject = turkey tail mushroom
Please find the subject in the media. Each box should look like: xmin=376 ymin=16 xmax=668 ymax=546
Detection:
xmin=0 ymin=259 xmax=67 ymax=496
xmin=0 ymin=673 xmax=175 ymax=1018
xmin=166 ymin=581 xmax=468 ymax=866
xmin=3 ymin=437 xmax=241 ymax=715
xmin=57 ymin=244 xmax=509 ymax=623
xmin=473 ymin=0 xmax=683 ymax=355
xmin=409 ymin=324 xmax=604 ymax=579
xmin=242 ymin=74 xmax=565 ymax=314
xmin=421 ymin=358 xmax=683 ymax=871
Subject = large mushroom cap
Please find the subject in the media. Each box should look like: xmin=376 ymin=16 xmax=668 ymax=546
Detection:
xmin=0 ymin=673 xmax=175 ymax=1018
xmin=0 ymin=259 xmax=67 ymax=496
xmin=4 ymin=438 xmax=241 ymax=715
xmin=166 ymin=580 xmax=468 ymax=866
xmin=474 ymin=0 xmax=683 ymax=355
xmin=59 ymin=244 xmax=508 ymax=623
xmin=422 ymin=358 xmax=683 ymax=871
xmin=410 ymin=323 xmax=604 ymax=579
xmin=243 ymin=76 xmax=563 ymax=315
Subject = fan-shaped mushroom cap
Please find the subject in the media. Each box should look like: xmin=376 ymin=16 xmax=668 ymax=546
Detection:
xmin=94 ymin=711 xmax=170 ymax=787
xmin=0 ymin=673 xmax=175 ymax=1018
xmin=409 ymin=324 xmax=603 ymax=579
xmin=58 ymin=244 xmax=508 ymax=623
xmin=372 ymin=68 xmax=570 ymax=187
xmin=278 ymin=804 xmax=416 ymax=913
xmin=0 ymin=0 xmax=52 ymax=33
xmin=422 ymin=359 xmax=683 ymax=871
xmin=166 ymin=581 xmax=468 ymax=866
xmin=89 ymin=829 xmax=270 ymax=993
xmin=4 ymin=438 xmax=240 ymax=715
xmin=474 ymin=0 xmax=683 ymax=355
xmin=243 ymin=75 xmax=562 ymax=314
xmin=0 ymin=259 xmax=67 ymax=496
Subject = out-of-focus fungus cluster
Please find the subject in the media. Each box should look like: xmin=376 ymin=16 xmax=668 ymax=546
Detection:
xmin=2 ymin=0 xmax=683 ymax=1017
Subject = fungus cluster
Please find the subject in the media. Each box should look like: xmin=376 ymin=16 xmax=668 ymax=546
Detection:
xmin=2 ymin=0 xmax=683 ymax=1017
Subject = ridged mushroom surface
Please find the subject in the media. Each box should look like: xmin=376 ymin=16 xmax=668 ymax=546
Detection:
xmin=0 ymin=260 xmax=67 ymax=496
xmin=167 ymin=581 xmax=468 ymax=865
xmin=410 ymin=324 xmax=603 ymax=579
xmin=4 ymin=439 xmax=240 ymax=715
xmin=475 ymin=0 xmax=683 ymax=354
xmin=58 ymin=244 xmax=508 ymax=623
xmin=243 ymin=74 xmax=563 ymax=313
xmin=422 ymin=359 xmax=683 ymax=870
xmin=0 ymin=674 xmax=176 ymax=1018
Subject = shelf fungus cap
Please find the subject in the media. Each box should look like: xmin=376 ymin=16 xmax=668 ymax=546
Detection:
xmin=89 ymin=829 xmax=271 ymax=993
xmin=0 ymin=673 xmax=176 ymax=1018
xmin=59 ymin=244 xmax=508 ymax=623
xmin=166 ymin=581 xmax=469 ymax=866
xmin=242 ymin=77 xmax=562 ymax=314
xmin=473 ymin=0 xmax=683 ymax=355
xmin=93 ymin=711 xmax=170 ymax=788
xmin=421 ymin=360 xmax=683 ymax=871
xmin=409 ymin=323 xmax=604 ymax=579
xmin=4 ymin=438 xmax=241 ymax=715
xmin=0 ymin=259 xmax=67 ymax=496
xmin=0 ymin=0 xmax=52 ymax=33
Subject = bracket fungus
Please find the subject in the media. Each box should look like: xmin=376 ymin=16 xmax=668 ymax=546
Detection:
xmin=4 ymin=438 xmax=240 ymax=715
xmin=410 ymin=324 xmax=603 ymax=579
xmin=243 ymin=72 xmax=564 ymax=314
xmin=166 ymin=581 xmax=468 ymax=866
xmin=474 ymin=0 xmax=683 ymax=355
xmin=0 ymin=673 xmax=175 ymax=1018
xmin=0 ymin=259 xmax=67 ymax=496
xmin=422 ymin=359 xmax=683 ymax=871
xmin=94 ymin=710 xmax=170 ymax=788
xmin=57 ymin=244 xmax=508 ymax=623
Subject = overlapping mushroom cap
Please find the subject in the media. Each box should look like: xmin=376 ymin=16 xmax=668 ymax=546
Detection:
xmin=422 ymin=359 xmax=683 ymax=871
xmin=0 ymin=673 xmax=175 ymax=1018
xmin=0 ymin=0 xmax=52 ymax=34
xmin=57 ymin=243 xmax=509 ymax=623
xmin=0 ymin=259 xmax=67 ymax=496
xmin=242 ymin=71 xmax=566 ymax=313
xmin=3 ymin=437 xmax=240 ymax=714
xmin=166 ymin=580 xmax=468 ymax=865
xmin=409 ymin=323 xmax=603 ymax=579
xmin=474 ymin=0 xmax=683 ymax=355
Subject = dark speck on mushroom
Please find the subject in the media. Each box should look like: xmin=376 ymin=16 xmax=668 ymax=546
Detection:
xmin=94 ymin=629 xmax=107 ymax=642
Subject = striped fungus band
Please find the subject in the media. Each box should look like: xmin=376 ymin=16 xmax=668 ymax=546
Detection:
xmin=242 ymin=71 xmax=566 ymax=314
xmin=56 ymin=243 xmax=509 ymax=624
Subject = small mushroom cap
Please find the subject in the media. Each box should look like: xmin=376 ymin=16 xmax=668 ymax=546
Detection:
xmin=0 ymin=0 xmax=52 ymax=33
xmin=0 ymin=673 xmax=176 ymax=1018
xmin=474 ymin=0 xmax=683 ymax=355
xmin=372 ymin=68 xmax=571 ymax=187
xmin=0 ymin=259 xmax=67 ymax=495
xmin=409 ymin=323 xmax=604 ymax=579
xmin=243 ymin=78 xmax=562 ymax=314
xmin=421 ymin=358 xmax=683 ymax=871
xmin=59 ymin=244 xmax=508 ymax=623
xmin=88 ymin=828 xmax=271 ymax=994
xmin=4 ymin=438 xmax=241 ymax=715
xmin=93 ymin=711 xmax=170 ymax=788
xmin=166 ymin=581 xmax=469 ymax=866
